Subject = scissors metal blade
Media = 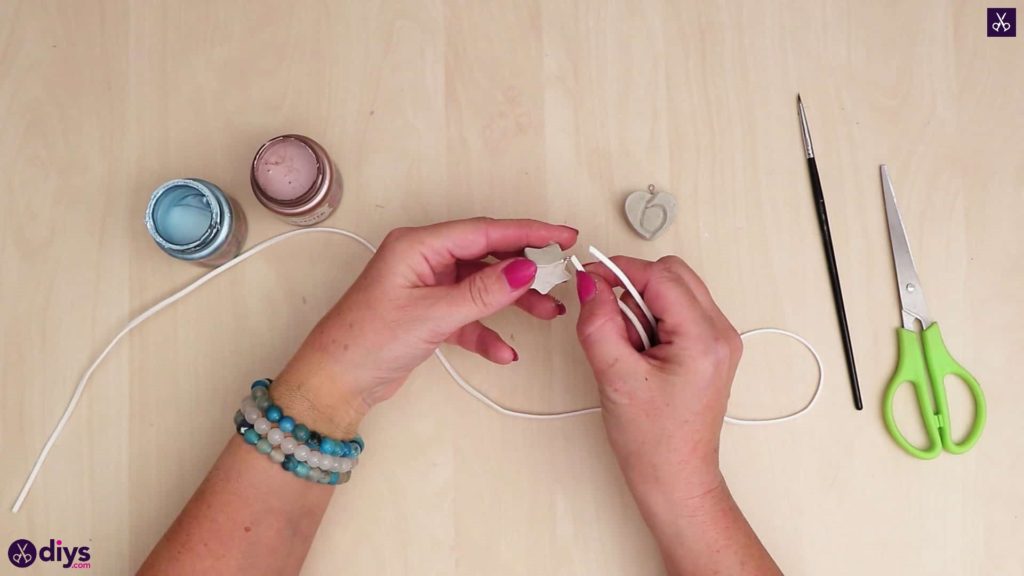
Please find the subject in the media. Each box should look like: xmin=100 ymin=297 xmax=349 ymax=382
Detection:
xmin=881 ymin=165 xmax=932 ymax=329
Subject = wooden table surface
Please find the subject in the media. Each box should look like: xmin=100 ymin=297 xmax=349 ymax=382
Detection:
xmin=2 ymin=1 xmax=1022 ymax=574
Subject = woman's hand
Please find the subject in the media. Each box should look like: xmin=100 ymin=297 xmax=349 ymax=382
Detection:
xmin=273 ymin=218 xmax=578 ymax=438
xmin=141 ymin=217 xmax=577 ymax=576
xmin=575 ymin=255 xmax=742 ymax=502
xmin=575 ymin=256 xmax=780 ymax=575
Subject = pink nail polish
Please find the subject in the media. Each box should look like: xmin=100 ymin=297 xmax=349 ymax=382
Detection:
xmin=576 ymin=271 xmax=596 ymax=303
xmin=555 ymin=300 xmax=567 ymax=316
xmin=503 ymin=259 xmax=537 ymax=290
xmin=511 ymin=349 xmax=519 ymax=362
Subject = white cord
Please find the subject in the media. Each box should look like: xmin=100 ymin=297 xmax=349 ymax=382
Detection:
xmin=588 ymin=246 xmax=657 ymax=329
xmin=570 ymin=252 xmax=652 ymax=351
xmin=11 ymin=226 xmax=823 ymax=513
xmin=10 ymin=227 xmax=374 ymax=513
xmin=616 ymin=301 xmax=652 ymax=351
xmin=725 ymin=328 xmax=824 ymax=426
xmin=575 ymin=248 xmax=823 ymax=423
xmin=432 ymin=351 xmax=601 ymax=420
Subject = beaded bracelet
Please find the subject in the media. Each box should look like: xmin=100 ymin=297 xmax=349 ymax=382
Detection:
xmin=235 ymin=410 xmax=351 ymax=485
xmin=235 ymin=401 xmax=358 ymax=484
xmin=234 ymin=378 xmax=363 ymax=485
xmin=246 ymin=379 xmax=364 ymax=457
xmin=235 ymin=410 xmax=354 ymax=485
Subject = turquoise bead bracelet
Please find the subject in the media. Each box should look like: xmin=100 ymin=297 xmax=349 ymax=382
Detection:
xmin=235 ymin=405 xmax=355 ymax=485
xmin=235 ymin=378 xmax=360 ymax=486
xmin=249 ymin=378 xmax=364 ymax=458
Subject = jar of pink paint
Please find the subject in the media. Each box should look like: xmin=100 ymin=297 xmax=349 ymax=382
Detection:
xmin=250 ymin=134 xmax=342 ymax=226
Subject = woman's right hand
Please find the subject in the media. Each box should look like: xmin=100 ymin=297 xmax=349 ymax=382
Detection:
xmin=574 ymin=254 xmax=783 ymax=574
xmin=574 ymin=255 xmax=743 ymax=515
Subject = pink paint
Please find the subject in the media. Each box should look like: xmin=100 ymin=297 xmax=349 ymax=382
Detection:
xmin=250 ymin=134 xmax=343 ymax=226
xmin=253 ymin=137 xmax=319 ymax=201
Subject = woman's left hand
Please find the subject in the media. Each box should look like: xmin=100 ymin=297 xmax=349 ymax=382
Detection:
xmin=272 ymin=218 xmax=578 ymax=437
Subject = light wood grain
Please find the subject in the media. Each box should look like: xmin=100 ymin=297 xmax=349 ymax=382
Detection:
xmin=2 ymin=1 xmax=1022 ymax=574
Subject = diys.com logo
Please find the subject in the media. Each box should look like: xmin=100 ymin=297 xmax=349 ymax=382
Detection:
xmin=7 ymin=538 xmax=91 ymax=569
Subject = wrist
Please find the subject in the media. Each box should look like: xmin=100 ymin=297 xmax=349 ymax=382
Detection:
xmin=624 ymin=458 xmax=726 ymax=518
xmin=273 ymin=361 xmax=369 ymax=440
xmin=632 ymin=470 xmax=734 ymax=554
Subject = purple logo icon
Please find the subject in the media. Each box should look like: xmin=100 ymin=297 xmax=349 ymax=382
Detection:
xmin=8 ymin=539 xmax=36 ymax=568
xmin=988 ymin=8 xmax=1016 ymax=37
xmin=7 ymin=538 xmax=91 ymax=569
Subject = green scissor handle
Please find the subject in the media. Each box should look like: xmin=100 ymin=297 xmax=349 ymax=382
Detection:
xmin=882 ymin=323 xmax=987 ymax=459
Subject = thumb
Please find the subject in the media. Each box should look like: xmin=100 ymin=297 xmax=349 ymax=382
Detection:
xmin=431 ymin=258 xmax=538 ymax=330
xmin=575 ymin=272 xmax=641 ymax=378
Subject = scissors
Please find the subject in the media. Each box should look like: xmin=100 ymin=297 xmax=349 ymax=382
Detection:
xmin=880 ymin=165 xmax=987 ymax=459
xmin=11 ymin=542 xmax=34 ymax=565
xmin=993 ymin=11 xmax=1011 ymax=32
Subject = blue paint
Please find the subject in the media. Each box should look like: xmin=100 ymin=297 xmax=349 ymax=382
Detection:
xmin=152 ymin=185 xmax=213 ymax=244
xmin=145 ymin=178 xmax=247 ymax=265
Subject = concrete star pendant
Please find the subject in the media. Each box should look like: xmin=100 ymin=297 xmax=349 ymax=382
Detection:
xmin=524 ymin=243 xmax=572 ymax=294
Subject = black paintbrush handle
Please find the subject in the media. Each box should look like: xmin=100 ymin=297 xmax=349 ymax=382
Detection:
xmin=807 ymin=157 xmax=863 ymax=410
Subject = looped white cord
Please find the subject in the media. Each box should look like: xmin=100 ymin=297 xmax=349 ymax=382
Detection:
xmin=588 ymin=246 xmax=656 ymax=329
xmin=575 ymin=247 xmax=823 ymax=425
xmin=725 ymin=328 xmax=824 ymax=426
xmin=432 ymin=350 xmax=601 ymax=420
xmin=11 ymin=226 xmax=822 ymax=513
xmin=571 ymin=252 xmax=653 ymax=351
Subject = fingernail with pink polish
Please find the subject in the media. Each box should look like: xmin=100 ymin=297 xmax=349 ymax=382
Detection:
xmin=554 ymin=299 xmax=567 ymax=316
xmin=576 ymin=271 xmax=596 ymax=303
xmin=503 ymin=258 xmax=537 ymax=290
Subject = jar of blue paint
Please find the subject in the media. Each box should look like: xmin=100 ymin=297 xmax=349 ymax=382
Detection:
xmin=145 ymin=178 xmax=248 ymax=266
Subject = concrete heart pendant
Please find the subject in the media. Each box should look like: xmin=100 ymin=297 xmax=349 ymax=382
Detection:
xmin=625 ymin=184 xmax=677 ymax=240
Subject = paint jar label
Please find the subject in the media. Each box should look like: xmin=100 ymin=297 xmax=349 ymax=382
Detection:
xmin=286 ymin=176 xmax=342 ymax=226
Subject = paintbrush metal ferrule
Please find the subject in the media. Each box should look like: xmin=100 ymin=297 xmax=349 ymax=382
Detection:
xmin=798 ymin=94 xmax=815 ymax=159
